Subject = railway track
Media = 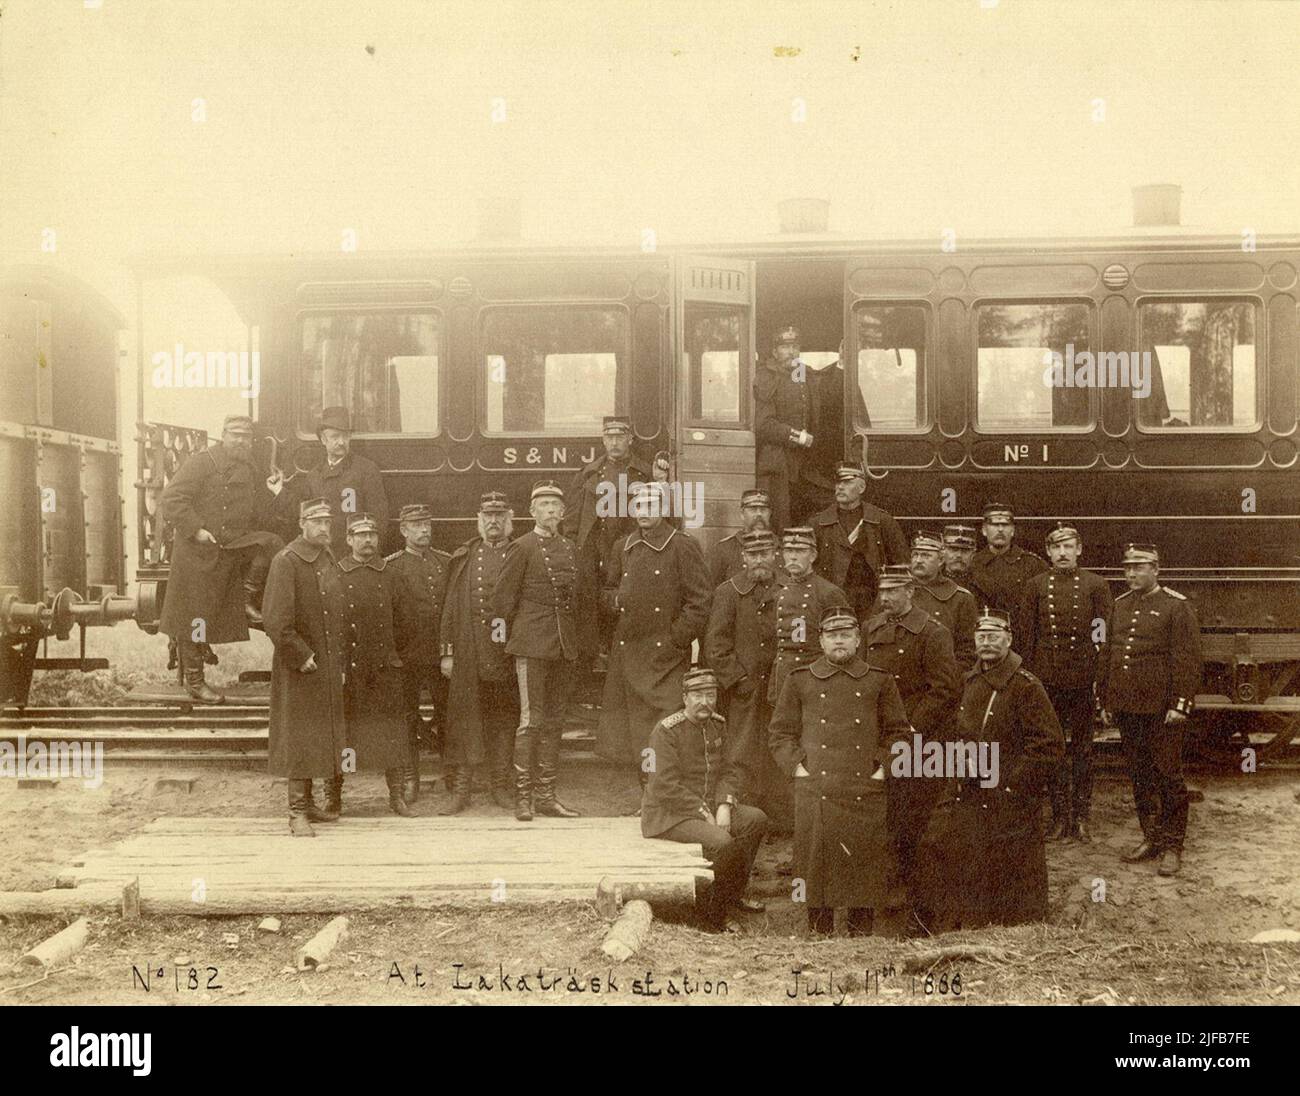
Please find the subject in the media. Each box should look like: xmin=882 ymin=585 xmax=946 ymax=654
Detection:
xmin=1 ymin=705 xmax=1298 ymax=769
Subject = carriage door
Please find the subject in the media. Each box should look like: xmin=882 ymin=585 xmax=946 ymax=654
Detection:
xmin=673 ymin=255 xmax=756 ymax=555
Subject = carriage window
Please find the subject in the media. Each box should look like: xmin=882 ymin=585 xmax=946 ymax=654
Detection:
xmin=854 ymin=304 xmax=928 ymax=430
xmin=684 ymin=305 xmax=745 ymax=423
xmin=976 ymin=302 xmax=1092 ymax=431
xmin=299 ymin=312 xmax=440 ymax=435
xmin=1137 ymin=300 xmax=1258 ymax=430
xmin=482 ymin=307 xmax=627 ymax=435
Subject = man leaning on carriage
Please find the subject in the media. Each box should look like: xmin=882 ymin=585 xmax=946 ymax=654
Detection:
xmin=164 ymin=409 xmax=1203 ymax=928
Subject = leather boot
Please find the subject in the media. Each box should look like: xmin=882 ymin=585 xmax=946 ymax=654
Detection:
xmin=243 ymin=550 xmax=271 ymax=628
xmin=323 ymin=774 xmax=343 ymax=817
xmin=490 ymin=764 xmax=513 ymax=810
xmin=180 ymin=640 xmax=225 ymax=704
xmin=513 ymin=731 xmax=535 ymax=822
xmin=243 ymin=579 xmax=264 ymax=627
xmin=288 ymin=780 xmax=315 ymax=837
xmin=403 ymin=751 xmax=420 ymax=804
xmin=386 ymin=769 xmax=413 ymax=817
xmin=1046 ymin=815 xmax=1070 ymax=841
xmin=439 ymin=766 xmax=472 ymax=815
xmin=305 ymin=779 xmax=339 ymax=823
xmin=533 ymin=727 xmax=580 ymax=818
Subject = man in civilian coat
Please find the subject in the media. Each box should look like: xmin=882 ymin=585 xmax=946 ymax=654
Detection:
xmin=811 ymin=464 xmax=908 ymax=620
xmin=861 ymin=564 xmax=961 ymax=916
xmin=642 ymin=668 xmax=768 ymax=933
xmin=440 ymin=492 xmax=518 ymax=811
xmin=703 ymin=529 xmax=789 ymax=822
xmin=705 ymin=489 xmax=775 ymax=590
xmin=493 ymin=481 xmax=582 ymax=821
xmin=384 ymin=503 xmax=450 ymax=806
xmin=263 ymin=497 xmax=347 ymax=837
xmin=769 ymin=607 xmax=912 ymax=936
xmin=913 ymin=609 xmax=1065 ymax=931
xmin=328 ymin=513 xmax=412 ymax=817
xmin=1018 ymin=523 xmax=1113 ymax=842
xmin=158 ymin=413 xmax=284 ymax=703
xmin=597 ymin=481 xmax=712 ymax=805
xmin=269 ymin=406 xmax=389 ymax=558
xmin=910 ymin=531 xmax=979 ymax=672
xmin=1097 ymin=543 xmax=1202 ymax=877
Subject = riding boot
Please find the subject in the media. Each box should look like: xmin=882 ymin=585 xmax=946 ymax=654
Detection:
xmin=439 ymin=766 xmax=472 ymax=815
xmin=490 ymin=763 xmax=513 ymax=809
xmin=513 ymin=731 xmax=535 ymax=822
xmin=288 ymin=780 xmax=315 ymax=837
xmin=243 ymin=549 xmax=272 ymax=628
xmin=324 ymin=774 xmax=343 ymax=817
xmin=180 ymin=639 xmax=225 ymax=704
xmin=534 ymin=727 xmax=580 ymax=818
xmin=305 ymin=779 xmax=339 ymax=823
xmin=403 ymin=742 xmax=421 ymax=804
xmin=386 ymin=769 xmax=413 ymax=816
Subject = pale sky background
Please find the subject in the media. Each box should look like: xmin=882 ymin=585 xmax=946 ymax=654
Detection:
xmin=1 ymin=0 xmax=1298 ymax=569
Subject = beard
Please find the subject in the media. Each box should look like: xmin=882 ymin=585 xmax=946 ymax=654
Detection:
xmin=826 ymin=646 xmax=854 ymax=664
xmin=478 ymin=515 xmax=514 ymax=543
xmin=748 ymin=562 xmax=776 ymax=583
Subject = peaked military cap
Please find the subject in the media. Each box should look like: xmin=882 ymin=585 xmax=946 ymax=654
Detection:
xmin=942 ymin=524 xmax=978 ymax=549
xmin=530 ymin=480 xmax=564 ymax=502
xmin=820 ymin=606 xmax=859 ymax=633
xmin=740 ymin=488 xmax=771 ymax=508
xmin=774 ymin=324 xmax=800 ymax=345
xmin=346 ymin=513 xmax=379 ymax=534
xmin=877 ymin=564 xmax=915 ymax=589
xmin=975 ymin=607 xmax=1012 ymax=632
xmin=1046 ymin=522 xmax=1081 ymax=547
xmin=911 ymin=531 xmax=943 ymax=552
xmin=1122 ymin=543 xmax=1160 ymax=565
xmin=317 ymin=406 xmax=352 ymax=435
xmin=396 ymin=503 xmax=434 ymax=523
xmin=835 ymin=463 xmax=866 ymax=483
xmin=982 ymin=502 xmax=1015 ymax=521
xmin=682 ymin=667 xmax=719 ymax=692
xmin=299 ymin=497 xmax=332 ymax=521
xmin=739 ymin=529 xmax=778 ymax=551
xmin=601 ymin=416 xmax=632 ymax=436
xmin=781 ymin=526 xmax=816 ymax=549
xmin=222 ymin=414 xmax=254 ymax=434
xmin=479 ymin=491 xmax=510 ymax=513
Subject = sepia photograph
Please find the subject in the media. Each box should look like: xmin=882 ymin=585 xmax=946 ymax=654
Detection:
xmin=0 ymin=0 xmax=1297 ymax=1067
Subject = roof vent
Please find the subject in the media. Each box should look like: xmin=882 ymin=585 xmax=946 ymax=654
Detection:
xmin=1132 ymin=184 xmax=1181 ymax=227
xmin=778 ymin=198 xmax=830 ymax=233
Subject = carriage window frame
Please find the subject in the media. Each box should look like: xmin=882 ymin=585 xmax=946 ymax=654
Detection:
xmin=477 ymin=302 xmax=632 ymax=439
xmin=1133 ymin=295 xmax=1264 ymax=435
xmin=850 ymin=299 xmax=933 ymax=435
xmin=971 ymin=297 xmax=1097 ymax=435
xmin=682 ymin=301 xmax=751 ymax=429
xmin=294 ymin=306 xmax=445 ymax=440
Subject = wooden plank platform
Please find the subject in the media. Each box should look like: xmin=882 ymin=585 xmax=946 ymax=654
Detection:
xmin=46 ymin=817 xmax=711 ymax=914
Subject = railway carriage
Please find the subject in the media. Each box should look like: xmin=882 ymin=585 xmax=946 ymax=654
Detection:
xmin=4 ymin=225 xmax=1299 ymax=757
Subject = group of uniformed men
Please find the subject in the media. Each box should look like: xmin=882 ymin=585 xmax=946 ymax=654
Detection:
xmin=158 ymin=398 xmax=1202 ymax=934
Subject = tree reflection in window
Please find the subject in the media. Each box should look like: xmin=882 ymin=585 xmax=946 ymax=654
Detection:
xmin=855 ymin=305 xmax=927 ymax=430
xmin=977 ymin=303 xmax=1091 ymax=431
xmin=300 ymin=312 xmax=440 ymax=434
xmin=685 ymin=307 xmax=742 ymax=422
xmin=1138 ymin=301 xmax=1256 ymax=428
xmin=483 ymin=308 xmax=626 ymax=434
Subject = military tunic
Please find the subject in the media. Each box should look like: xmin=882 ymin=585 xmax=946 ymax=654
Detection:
xmin=598 ymin=524 xmax=712 ymax=762
xmin=386 ymin=545 xmax=451 ymax=747
xmin=703 ymin=571 xmax=788 ymax=809
xmin=326 ymin=556 xmax=408 ymax=771
xmin=911 ymin=576 xmax=979 ymax=672
xmin=158 ymin=445 xmax=283 ymax=645
xmin=914 ymin=652 xmax=1064 ymax=929
xmin=492 ymin=530 xmax=580 ymax=662
xmin=768 ymin=656 xmax=910 ymax=909
xmin=811 ymin=502 xmax=908 ymax=619
xmin=766 ymin=572 xmax=850 ymax=705
xmin=264 ymin=537 xmax=347 ymax=779
xmin=440 ymin=537 xmax=517 ymax=768
xmin=968 ymin=544 xmax=1048 ymax=617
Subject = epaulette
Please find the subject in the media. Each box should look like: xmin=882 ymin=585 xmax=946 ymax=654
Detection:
xmin=1162 ymin=587 xmax=1187 ymax=600
xmin=711 ymin=712 xmax=727 ymax=724
xmin=383 ymin=550 xmax=403 ymax=562
xmin=661 ymin=711 xmax=687 ymax=728
xmin=1115 ymin=589 xmax=1135 ymax=601
xmin=1017 ymin=668 xmax=1040 ymax=684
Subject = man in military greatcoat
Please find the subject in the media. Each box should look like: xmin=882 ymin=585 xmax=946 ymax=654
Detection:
xmin=329 ymin=513 xmax=412 ymax=816
xmin=563 ymin=416 xmax=653 ymax=664
xmin=643 ymin=668 xmax=768 ymax=933
xmin=811 ymin=464 xmax=908 ymax=620
xmin=493 ymin=481 xmax=583 ymax=821
xmin=440 ymin=492 xmax=518 ymax=811
xmin=968 ymin=503 xmax=1047 ymax=615
xmin=158 ymin=414 xmax=284 ymax=703
xmin=598 ymin=482 xmax=712 ymax=804
xmin=910 ymin=531 xmax=979 ymax=671
xmin=940 ymin=525 xmax=979 ymax=586
xmin=1098 ymin=543 xmax=1202 ymax=877
xmin=384 ymin=503 xmax=450 ymax=806
xmin=861 ymin=564 xmax=960 ymax=915
xmin=769 ymin=607 xmax=911 ymax=937
xmin=754 ymin=325 xmax=829 ymax=531
xmin=913 ymin=609 xmax=1065 ymax=931
xmin=705 ymin=489 xmax=775 ymax=590
xmin=1018 ymin=523 xmax=1113 ymax=842
xmin=703 ymin=529 xmax=788 ymax=822
xmin=767 ymin=528 xmax=849 ymax=708
xmin=263 ymin=497 xmax=347 ymax=837
xmin=269 ymin=406 xmax=389 ymax=558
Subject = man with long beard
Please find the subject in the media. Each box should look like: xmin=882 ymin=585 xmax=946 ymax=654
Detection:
xmin=440 ymin=493 xmax=519 ymax=812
